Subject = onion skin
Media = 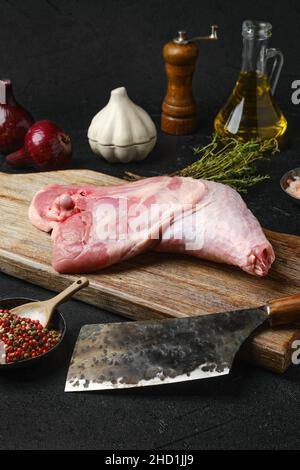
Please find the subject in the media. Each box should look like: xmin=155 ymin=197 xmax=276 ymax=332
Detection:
xmin=0 ymin=80 xmax=34 ymax=154
xmin=6 ymin=120 xmax=72 ymax=170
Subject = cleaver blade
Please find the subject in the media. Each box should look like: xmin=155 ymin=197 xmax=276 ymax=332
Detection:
xmin=65 ymin=292 xmax=300 ymax=392
xmin=65 ymin=307 xmax=268 ymax=392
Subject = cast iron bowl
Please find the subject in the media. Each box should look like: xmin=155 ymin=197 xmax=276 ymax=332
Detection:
xmin=280 ymin=168 xmax=300 ymax=206
xmin=0 ymin=298 xmax=66 ymax=370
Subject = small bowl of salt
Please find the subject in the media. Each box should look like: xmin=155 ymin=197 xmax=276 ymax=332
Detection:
xmin=280 ymin=168 xmax=300 ymax=205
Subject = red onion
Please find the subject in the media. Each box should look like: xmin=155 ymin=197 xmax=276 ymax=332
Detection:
xmin=0 ymin=79 xmax=34 ymax=153
xmin=6 ymin=120 xmax=72 ymax=170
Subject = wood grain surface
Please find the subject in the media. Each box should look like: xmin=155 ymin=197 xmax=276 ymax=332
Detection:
xmin=1 ymin=169 xmax=300 ymax=373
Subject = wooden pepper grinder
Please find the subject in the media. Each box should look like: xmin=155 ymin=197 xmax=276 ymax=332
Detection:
xmin=161 ymin=26 xmax=218 ymax=135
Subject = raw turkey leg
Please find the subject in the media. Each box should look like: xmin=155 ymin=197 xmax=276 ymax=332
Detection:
xmin=157 ymin=180 xmax=274 ymax=276
xmin=29 ymin=176 xmax=275 ymax=276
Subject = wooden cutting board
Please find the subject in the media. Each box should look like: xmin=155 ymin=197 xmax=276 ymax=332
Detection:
xmin=1 ymin=169 xmax=300 ymax=374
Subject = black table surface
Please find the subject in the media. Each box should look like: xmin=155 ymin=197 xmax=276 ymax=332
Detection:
xmin=1 ymin=0 xmax=300 ymax=450
xmin=1 ymin=112 xmax=300 ymax=451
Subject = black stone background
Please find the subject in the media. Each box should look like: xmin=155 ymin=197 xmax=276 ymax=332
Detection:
xmin=0 ymin=0 xmax=300 ymax=450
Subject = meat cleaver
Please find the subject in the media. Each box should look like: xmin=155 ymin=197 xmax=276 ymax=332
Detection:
xmin=65 ymin=293 xmax=300 ymax=392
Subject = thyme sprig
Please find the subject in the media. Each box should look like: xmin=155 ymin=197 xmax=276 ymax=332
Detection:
xmin=174 ymin=135 xmax=279 ymax=192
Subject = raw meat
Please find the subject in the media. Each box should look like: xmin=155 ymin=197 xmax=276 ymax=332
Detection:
xmin=29 ymin=176 xmax=275 ymax=276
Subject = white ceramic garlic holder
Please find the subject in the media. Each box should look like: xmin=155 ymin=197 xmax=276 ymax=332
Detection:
xmin=88 ymin=87 xmax=157 ymax=163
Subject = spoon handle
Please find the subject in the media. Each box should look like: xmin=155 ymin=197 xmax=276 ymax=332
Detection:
xmin=47 ymin=277 xmax=89 ymax=309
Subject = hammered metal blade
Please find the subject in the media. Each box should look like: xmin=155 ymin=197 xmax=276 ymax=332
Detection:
xmin=65 ymin=307 xmax=268 ymax=392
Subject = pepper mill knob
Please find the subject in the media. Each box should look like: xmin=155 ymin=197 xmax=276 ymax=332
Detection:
xmin=161 ymin=26 xmax=219 ymax=136
xmin=174 ymin=31 xmax=188 ymax=44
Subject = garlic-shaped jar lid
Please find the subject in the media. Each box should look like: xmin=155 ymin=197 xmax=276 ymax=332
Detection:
xmin=88 ymin=87 xmax=157 ymax=147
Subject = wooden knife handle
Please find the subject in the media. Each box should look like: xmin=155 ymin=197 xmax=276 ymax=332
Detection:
xmin=268 ymin=293 xmax=300 ymax=326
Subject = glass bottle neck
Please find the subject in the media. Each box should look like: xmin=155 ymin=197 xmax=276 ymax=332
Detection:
xmin=241 ymin=37 xmax=269 ymax=75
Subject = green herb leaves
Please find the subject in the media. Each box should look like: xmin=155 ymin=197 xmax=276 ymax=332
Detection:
xmin=175 ymin=135 xmax=279 ymax=192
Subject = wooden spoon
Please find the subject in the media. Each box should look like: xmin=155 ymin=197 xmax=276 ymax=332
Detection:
xmin=10 ymin=277 xmax=89 ymax=328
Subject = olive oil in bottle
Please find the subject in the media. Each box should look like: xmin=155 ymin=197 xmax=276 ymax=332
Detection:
xmin=214 ymin=21 xmax=287 ymax=143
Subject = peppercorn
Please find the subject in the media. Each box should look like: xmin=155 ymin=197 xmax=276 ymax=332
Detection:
xmin=0 ymin=309 xmax=61 ymax=363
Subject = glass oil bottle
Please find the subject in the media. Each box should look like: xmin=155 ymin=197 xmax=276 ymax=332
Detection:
xmin=214 ymin=21 xmax=287 ymax=144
